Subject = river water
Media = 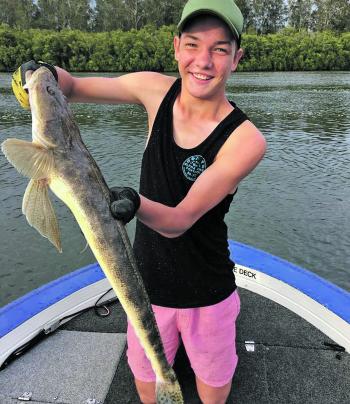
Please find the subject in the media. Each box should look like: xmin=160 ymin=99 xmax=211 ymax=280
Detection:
xmin=0 ymin=71 xmax=349 ymax=308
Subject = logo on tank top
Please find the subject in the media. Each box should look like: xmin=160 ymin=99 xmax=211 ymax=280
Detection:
xmin=182 ymin=155 xmax=207 ymax=181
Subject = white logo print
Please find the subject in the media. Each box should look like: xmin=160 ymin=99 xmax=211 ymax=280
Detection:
xmin=182 ymin=155 xmax=207 ymax=181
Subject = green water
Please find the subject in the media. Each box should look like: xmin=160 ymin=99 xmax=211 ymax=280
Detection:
xmin=0 ymin=71 xmax=349 ymax=307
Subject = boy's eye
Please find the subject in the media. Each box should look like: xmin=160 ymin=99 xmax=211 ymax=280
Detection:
xmin=185 ymin=42 xmax=197 ymax=48
xmin=215 ymin=47 xmax=228 ymax=53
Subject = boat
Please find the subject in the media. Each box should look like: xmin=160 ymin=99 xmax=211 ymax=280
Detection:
xmin=0 ymin=240 xmax=349 ymax=403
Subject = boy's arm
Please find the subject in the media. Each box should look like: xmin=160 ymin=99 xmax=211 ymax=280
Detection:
xmin=12 ymin=60 xmax=175 ymax=112
xmin=57 ymin=67 xmax=174 ymax=107
xmin=136 ymin=120 xmax=267 ymax=238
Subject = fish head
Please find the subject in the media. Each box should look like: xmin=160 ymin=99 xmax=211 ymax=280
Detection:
xmin=25 ymin=67 xmax=70 ymax=148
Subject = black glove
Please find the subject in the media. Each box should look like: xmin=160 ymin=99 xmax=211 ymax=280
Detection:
xmin=110 ymin=187 xmax=140 ymax=224
xmin=12 ymin=60 xmax=58 ymax=109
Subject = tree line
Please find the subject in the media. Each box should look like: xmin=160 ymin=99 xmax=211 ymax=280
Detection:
xmin=0 ymin=0 xmax=349 ymax=34
xmin=0 ymin=24 xmax=349 ymax=72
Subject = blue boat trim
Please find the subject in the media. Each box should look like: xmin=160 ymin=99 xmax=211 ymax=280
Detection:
xmin=229 ymin=240 xmax=350 ymax=323
xmin=0 ymin=263 xmax=104 ymax=338
xmin=0 ymin=240 xmax=349 ymax=339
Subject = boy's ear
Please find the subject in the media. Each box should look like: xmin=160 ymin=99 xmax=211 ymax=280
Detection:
xmin=231 ymin=48 xmax=244 ymax=72
xmin=174 ymin=36 xmax=180 ymax=61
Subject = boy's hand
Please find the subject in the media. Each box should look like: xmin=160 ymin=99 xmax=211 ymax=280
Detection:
xmin=12 ymin=60 xmax=58 ymax=109
xmin=110 ymin=187 xmax=141 ymax=224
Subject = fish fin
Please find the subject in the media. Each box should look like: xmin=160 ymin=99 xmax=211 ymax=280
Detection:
xmin=156 ymin=374 xmax=184 ymax=404
xmin=23 ymin=179 xmax=62 ymax=252
xmin=1 ymin=138 xmax=54 ymax=180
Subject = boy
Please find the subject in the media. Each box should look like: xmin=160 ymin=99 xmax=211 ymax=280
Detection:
xmin=13 ymin=1 xmax=266 ymax=402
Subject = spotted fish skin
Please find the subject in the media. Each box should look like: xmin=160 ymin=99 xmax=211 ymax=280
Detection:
xmin=1 ymin=67 xmax=183 ymax=403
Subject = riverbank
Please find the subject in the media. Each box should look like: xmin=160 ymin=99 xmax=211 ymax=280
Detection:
xmin=0 ymin=25 xmax=349 ymax=72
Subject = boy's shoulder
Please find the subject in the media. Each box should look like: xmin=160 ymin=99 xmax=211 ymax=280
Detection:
xmin=128 ymin=72 xmax=176 ymax=119
xmin=126 ymin=72 xmax=176 ymax=96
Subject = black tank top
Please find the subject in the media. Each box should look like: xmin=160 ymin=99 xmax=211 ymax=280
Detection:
xmin=133 ymin=78 xmax=248 ymax=308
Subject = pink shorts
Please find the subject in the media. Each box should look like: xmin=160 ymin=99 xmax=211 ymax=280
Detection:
xmin=127 ymin=289 xmax=241 ymax=387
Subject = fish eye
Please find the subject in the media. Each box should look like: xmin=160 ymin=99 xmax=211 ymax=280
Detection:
xmin=46 ymin=86 xmax=55 ymax=95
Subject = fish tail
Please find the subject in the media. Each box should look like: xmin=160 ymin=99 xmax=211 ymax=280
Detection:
xmin=156 ymin=370 xmax=184 ymax=404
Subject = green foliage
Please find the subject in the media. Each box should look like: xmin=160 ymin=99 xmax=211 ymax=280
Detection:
xmin=0 ymin=25 xmax=348 ymax=72
xmin=240 ymin=29 xmax=350 ymax=71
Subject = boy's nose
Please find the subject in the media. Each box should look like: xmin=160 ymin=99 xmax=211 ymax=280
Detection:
xmin=195 ymin=48 xmax=213 ymax=69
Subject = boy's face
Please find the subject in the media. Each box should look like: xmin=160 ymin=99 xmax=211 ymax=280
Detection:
xmin=174 ymin=15 xmax=243 ymax=101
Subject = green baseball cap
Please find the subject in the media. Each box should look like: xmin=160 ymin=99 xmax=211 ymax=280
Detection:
xmin=178 ymin=0 xmax=244 ymax=43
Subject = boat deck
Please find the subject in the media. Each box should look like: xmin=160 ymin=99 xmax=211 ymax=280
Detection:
xmin=0 ymin=288 xmax=349 ymax=403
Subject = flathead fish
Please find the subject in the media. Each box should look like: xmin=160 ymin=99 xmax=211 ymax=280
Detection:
xmin=2 ymin=67 xmax=183 ymax=403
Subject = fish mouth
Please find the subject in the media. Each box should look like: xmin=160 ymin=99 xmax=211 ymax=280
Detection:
xmin=23 ymin=71 xmax=34 ymax=91
xmin=27 ymin=67 xmax=60 ymax=110
xmin=25 ymin=67 xmax=57 ymax=92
